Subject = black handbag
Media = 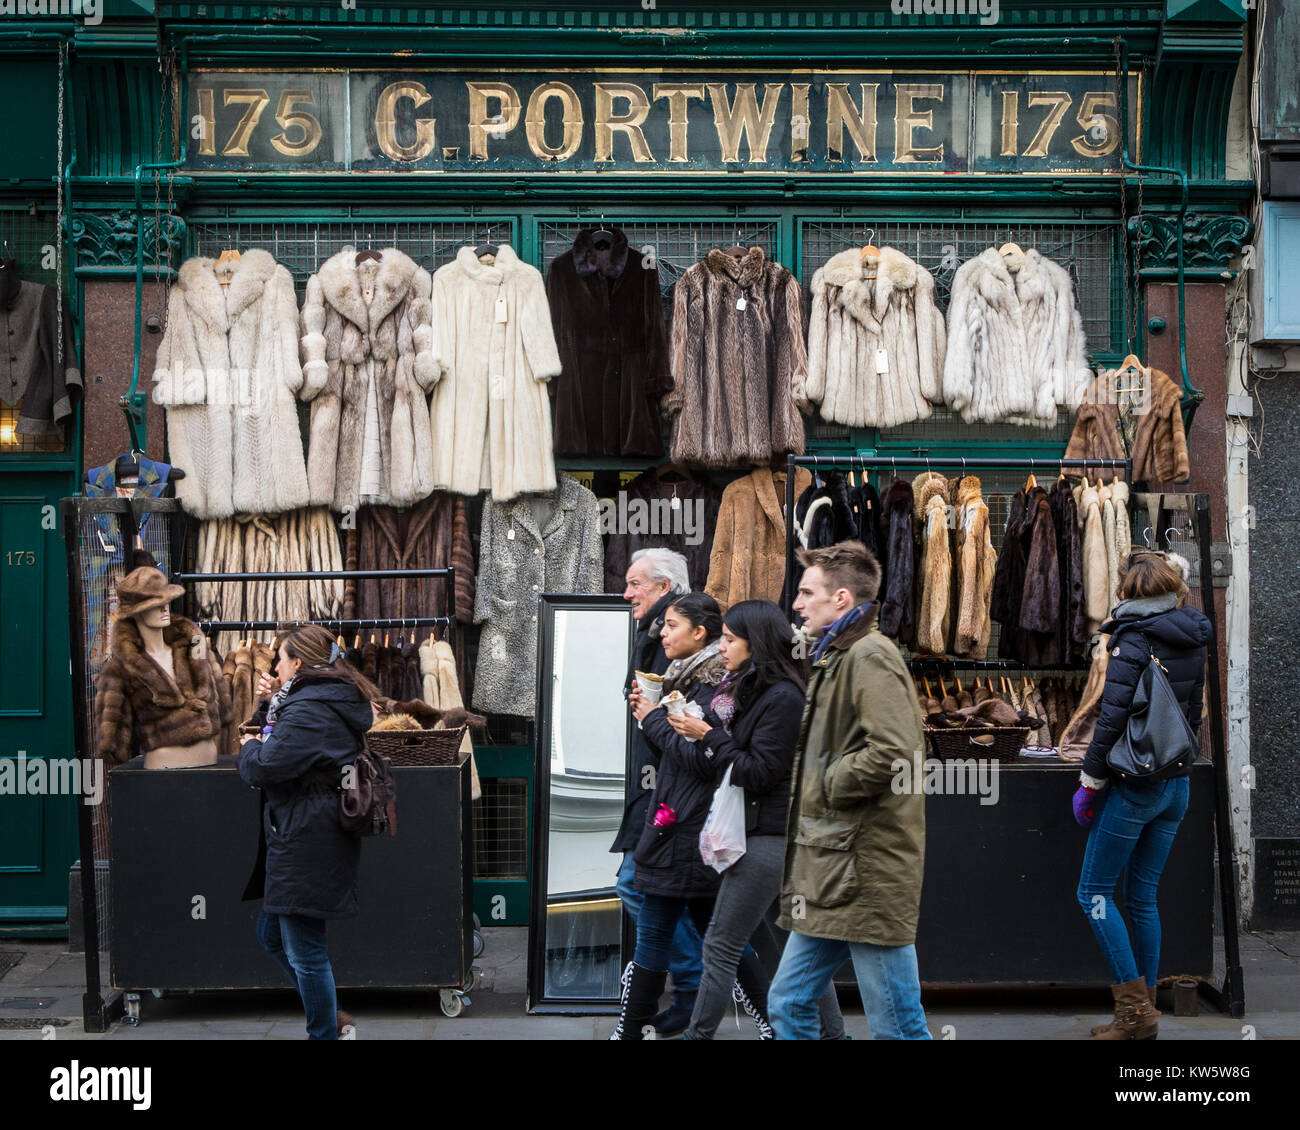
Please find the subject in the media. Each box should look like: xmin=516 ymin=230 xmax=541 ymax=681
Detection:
xmin=1106 ymin=631 xmax=1199 ymax=782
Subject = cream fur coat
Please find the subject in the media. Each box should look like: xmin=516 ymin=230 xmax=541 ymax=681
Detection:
xmin=429 ymin=245 xmax=561 ymax=501
xmin=299 ymin=247 xmax=437 ymax=512
xmin=153 ymin=249 xmax=309 ymax=519
xmin=807 ymin=246 xmax=945 ymax=428
xmin=942 ymin=247 xmax=1091 ymax=425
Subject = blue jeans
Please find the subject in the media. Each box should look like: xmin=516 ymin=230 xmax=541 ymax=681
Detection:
xmin=256 ymin=909 xmax=338 ymax=1040
xmin=633 ymin=893 xmax=715 ymax=972
xmin=768 ymin=931 xmax=931 ymax=1040
xmin=616 ymin=854 xmax=703 ymax=992
xmin=1076 ymin=775 xmax=1191 ymax=985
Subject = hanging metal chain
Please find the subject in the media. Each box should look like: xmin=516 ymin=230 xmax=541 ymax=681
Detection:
xmin=56 ymin=39 xmax=65 ymax=375
xmin=1112 ymin=37 xmax=1132 ymax=355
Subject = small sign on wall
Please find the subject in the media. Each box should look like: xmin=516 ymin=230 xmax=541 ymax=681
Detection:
xmin=1253 ymin=837 xmax=1300 ymax=930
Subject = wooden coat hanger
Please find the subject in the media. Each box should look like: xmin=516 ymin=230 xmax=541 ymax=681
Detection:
xmin=998 ymin=241 xmax=1026 ymax=273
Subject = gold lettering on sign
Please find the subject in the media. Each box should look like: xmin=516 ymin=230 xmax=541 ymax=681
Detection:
xmin=789 ymin=83 xmax=810 ymax=162
xmin=652 ymin=83 xmax=705 ymax=162
xmin=375 ymin=82 xmax=435 ymax=162
xmin=525 ymin=81 xmax=583 ymax=162
xmin=1000 ymin=90 xmax=1019 ymax=157
xmin=706 ymin=82 xmax=784 ymax=164
xmin=221 ymin=89 xmax=271 ymax=157
xmin=894 ymin=84 xmax=944 ymax=164
xmin=594 ymin=82 xmax=653 ymax=163
xmin=1071 ymin=91 xmax=1119 ymax=158
xmin=826 ymin=82 xmax=879 ymax=163
xmin=195 ymin=88 xmax=216 ymax=156
xmin=270 ymin=90 xmax=323 ymax=158
xmin=1022 ymin=91 xmax=1071 ymax=158
xmin=467 ymin=82 xmax=522 ymax=160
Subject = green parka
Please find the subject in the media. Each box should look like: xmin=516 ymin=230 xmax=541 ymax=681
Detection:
xmin=777 ymin=611 xmax=927 ymax=946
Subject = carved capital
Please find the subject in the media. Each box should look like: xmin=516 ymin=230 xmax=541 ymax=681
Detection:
xmin=70 ymin=209 xmax=187 ymax=274
xmin=1128 ymin=211 xmax=1254 ymax=273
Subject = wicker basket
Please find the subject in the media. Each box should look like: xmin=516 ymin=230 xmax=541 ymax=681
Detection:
xmin=926 ymin=725 xmax=1030 ymax=763
xmin=365 ymin=725 xmax=467 ymax=767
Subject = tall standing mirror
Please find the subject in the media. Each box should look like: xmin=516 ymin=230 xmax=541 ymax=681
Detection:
xmin=528 ymin=594 xmax=634 ymax=1013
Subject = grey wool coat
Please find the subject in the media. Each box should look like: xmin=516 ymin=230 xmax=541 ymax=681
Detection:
xmin=471 ymin=472 xmax=604 ymax=716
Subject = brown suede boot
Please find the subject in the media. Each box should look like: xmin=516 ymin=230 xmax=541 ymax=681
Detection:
xmin=1090 ymin=983 xmax=1159 ymax=1036
xmin=1091 ymin=978 xmax=1159 ymax=1040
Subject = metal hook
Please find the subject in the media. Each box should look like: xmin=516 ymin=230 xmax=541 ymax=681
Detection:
xmin=1141 ymin=526 xmax=1155 ymax=550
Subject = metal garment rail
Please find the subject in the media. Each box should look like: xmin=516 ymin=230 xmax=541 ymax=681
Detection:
xmin=173 ymin=566 xmax=457 ymax=654
xmin=781 ymin=453 xmax=1132 ymax=614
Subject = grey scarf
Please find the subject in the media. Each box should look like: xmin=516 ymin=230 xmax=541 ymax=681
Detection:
xmin=662 ymin=639 xmax=726 ymax=696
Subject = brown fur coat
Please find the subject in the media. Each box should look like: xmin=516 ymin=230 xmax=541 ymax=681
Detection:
xmin=667 ymin=248 xmax=808 ymax=467
xmin=705 ymin=466 xmax=811 ymax=612
xmin=95 ymin=616 xmax=234 ymax=763
xmin=949 ymin=476 xmax=999 ymax=658
xmin=1065 ymin=366 xmax=1190 ymax=485
xmin=912 ymin=472 xmax=951 ymax=654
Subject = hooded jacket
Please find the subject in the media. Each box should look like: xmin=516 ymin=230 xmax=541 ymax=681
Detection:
xmin=547 ymin=227 xmax=672 ymax=457
xmin=238 ymin=674 xmax=374 ymax=919
xmin=300 ymin=247 xmax=438 ymax=511
xmin=666 ymin=247 xmax=808 ymax=467
xmin=1081 ymin=595 xmax=1211 ymax=781
xmin=153 ymin=249 xmax=310 ymax=518
xmin=429 ymin=244 xmax=562 ymax=501
xmin=942 ymin=247 xmax=1090 ymax=425
xmin=806 ymin=245 xmax=945 ymax=428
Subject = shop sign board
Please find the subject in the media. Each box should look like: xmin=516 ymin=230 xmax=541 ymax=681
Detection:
xmin=184 ymin=68 xmax=1140 ymax=175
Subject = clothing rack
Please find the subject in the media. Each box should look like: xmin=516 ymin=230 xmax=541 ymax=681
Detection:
xmin=781 ymin=453 xmax=1131 ymax=613
xmin=173 ymin=566 xmax=456 ymax=653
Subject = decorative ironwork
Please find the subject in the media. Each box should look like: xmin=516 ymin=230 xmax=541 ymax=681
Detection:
xmin=70 ymin=209 xmax=186 ymax=272
xmin=1129 ymin=212 xmax=1254 ymax=272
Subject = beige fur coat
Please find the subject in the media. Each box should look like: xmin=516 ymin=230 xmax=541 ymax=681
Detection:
xmin=950 ymin=475 xmax=999 ymax=658
xmin=705 ymin=466 xmax=811 ymax=612
xmin=429 ymin=245 xmax=561 ymax=501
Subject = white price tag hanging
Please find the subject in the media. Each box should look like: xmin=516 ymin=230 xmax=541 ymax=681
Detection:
xmin=506 ymin=525 xmax=515 ymax=540
xmin=494 ymin=295 xmax=508 ymax=323
xmin=875 ymin=347 xmax=889 ymax=375
xmin=670 ymin=491 xmax=680 ymax=510
xmin=736 ymin=296 xmax=747 ymax=311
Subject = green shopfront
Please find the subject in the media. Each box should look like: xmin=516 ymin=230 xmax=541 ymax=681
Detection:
xmin=0 ymin=2 xmax=1251 ymax=946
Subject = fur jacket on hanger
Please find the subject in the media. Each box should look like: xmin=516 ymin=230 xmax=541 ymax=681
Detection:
xmin=153 ymin=249 xmax=310 ymax=519
xmin=472 ymin=473 xmax=604 ymax=716
xmin=300 ymin=247 xmax=438 ymax=512
xmin=942 ymin=247 xmax=1090 ymax=426
xmin=1065 ymin=367 xmax=1190 ymax=484
xmin=949 ymin=475 xmax=998 ymax=659
xmin=666 ymin=247 xmax=808 ymax=467
xmin=705 ymin=465 xmax=811 ymax=612
xmin=912 ymin=472 xmax=952 ymax=654
xmin=94 ymin=615 xmax=234 ymax=763
xmin=878 ymin=479 xmax=916 ymax=642
xmin=806 ymin=246 xmax=945 ymax=428
xmin=601 ymin=468 xmax=723 ymax=594
xmin=429 ymin=245 xmax=562 ymax=501
xmin=1050 ymin=477 xmax=1089 ymax=664
xmin=1076 ymin=479 xmax=1110 ymax=632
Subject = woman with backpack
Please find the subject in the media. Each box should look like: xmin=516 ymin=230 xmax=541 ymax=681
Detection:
xmin=1072 ymin=552 xmax=1212 ymax=1040
xmin=664 ymin=599 xmax=811 ymax=1041
xmin=238 ymin=623 xmax=383 ymax=1040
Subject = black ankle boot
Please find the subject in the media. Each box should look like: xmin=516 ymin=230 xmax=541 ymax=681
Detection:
xmin=652 ymin=991 xmax=698 ymax=1037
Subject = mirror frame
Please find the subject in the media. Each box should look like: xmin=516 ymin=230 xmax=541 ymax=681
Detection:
xmin=527 ymin=593 xmax=636 ymax=1014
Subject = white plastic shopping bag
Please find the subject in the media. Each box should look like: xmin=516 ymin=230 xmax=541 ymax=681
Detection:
xmin=699 ymin=764 xmax=747 ymax=873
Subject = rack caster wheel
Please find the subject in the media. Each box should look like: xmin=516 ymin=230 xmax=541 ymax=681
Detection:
xmin=473 ymin=930 xmax=485 ymax=958
xmin=439 ymin=989 xmax=466 ymax=1018
xmin=123 ymin=992 xmax=141 ymax=1025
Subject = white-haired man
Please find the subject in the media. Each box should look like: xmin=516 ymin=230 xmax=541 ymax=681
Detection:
xmin=611 ymin=547 xmax=702 ymax=1034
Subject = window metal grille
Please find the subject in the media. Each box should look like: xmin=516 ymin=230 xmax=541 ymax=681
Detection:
xmin=472 ymin=776 xmax=528 ymax=881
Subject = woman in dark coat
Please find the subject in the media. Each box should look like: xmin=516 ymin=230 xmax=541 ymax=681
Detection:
xmin=610 ymin=592 xmax=728 ymax=1039
xmin=1071 ymin=552 xmax=1211 ymax=1041
xmin=238 ymin=624 xmax=382 ymax=1040
xmin=664 ymin=599 xmax=811 ymax=1040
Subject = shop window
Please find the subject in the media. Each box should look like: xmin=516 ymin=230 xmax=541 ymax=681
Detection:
xmin=473 ymin=777 xmax=528 ymax=881
xmin=0 ymin=401 xmax=67 ymax=455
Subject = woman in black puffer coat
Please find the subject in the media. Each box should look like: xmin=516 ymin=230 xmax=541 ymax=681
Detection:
xmin=239 ymin=624 xmax=382 ymax=1041
xmin=1072 ymin=552 xmax=1211 ymax=1042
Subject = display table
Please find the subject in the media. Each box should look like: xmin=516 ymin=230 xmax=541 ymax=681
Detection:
xmin=912 ymin=759 xmax=1214 ymax=985
xmin=107 ymin=756 xmax=474 ymax=1000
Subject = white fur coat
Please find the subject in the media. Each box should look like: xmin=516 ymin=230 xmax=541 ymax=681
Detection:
xmin=152 ymin=249 xmax=310 ymax=518
xmin=300 ymin=247 xmax=437 ymax=512
xmin=806 ymin=246 xmax=945 ymax=428
xmin=942 ymin=247 xmax=1090 ymax=425
xmin=429 ymin=245 xmax=561 ymax=501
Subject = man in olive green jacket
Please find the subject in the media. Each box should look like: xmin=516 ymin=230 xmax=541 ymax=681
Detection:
xmin=769 ymin=540 xmax=931 ymax=1039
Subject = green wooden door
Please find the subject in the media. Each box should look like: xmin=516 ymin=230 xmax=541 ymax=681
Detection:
xmin=0 ymin=471 xmax=78 ymax=935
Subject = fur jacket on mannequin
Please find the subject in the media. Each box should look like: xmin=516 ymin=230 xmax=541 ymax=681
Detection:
xmin=429 ymin=245 xmax=562 ymax=501
xmin=942 ymin=247 xmax=1090 ymax=425
xmin=912 ymin=472 xmax=952 ymax=654
xmin=705 ymin=465 xmax=811 ymax=612
xmin=300 ymin=247 xmax=438 ymax=512
xmin=153 ymin=249 xmax=310 ymax=519
xmin=666 ymin=247 xmax=808 ymax=467
xmin=806 ymin=246 xmax=945 ymax=428
xmin=94 ymin=615 xmax=234 ymax=763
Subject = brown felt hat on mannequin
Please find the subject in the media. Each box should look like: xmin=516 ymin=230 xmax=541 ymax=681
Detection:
xmin=115 ymin=566 xmax=185 ymax=620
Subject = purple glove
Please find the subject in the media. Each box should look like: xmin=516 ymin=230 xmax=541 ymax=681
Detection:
xmin=1072 ymin=785 xmax=1102 ymax=828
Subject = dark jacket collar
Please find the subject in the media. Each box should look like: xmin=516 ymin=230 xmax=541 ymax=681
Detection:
xmin=572 ymin=227 xmax=630 ymax=279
